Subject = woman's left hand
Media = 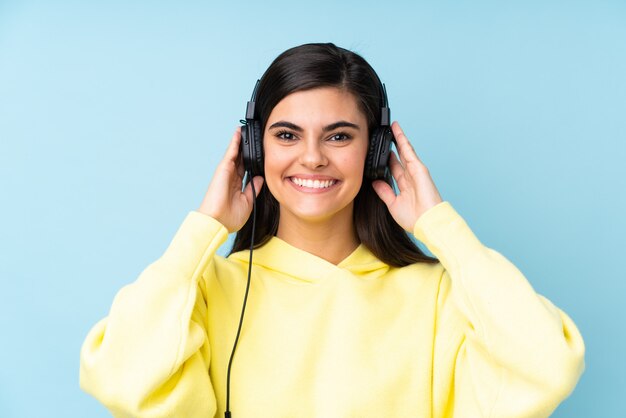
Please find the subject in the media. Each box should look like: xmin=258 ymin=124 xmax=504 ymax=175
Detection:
xmin=371 ymin=121 xmax=444 ymax=232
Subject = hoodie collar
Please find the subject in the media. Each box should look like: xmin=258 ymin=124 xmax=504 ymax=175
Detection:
xmin=228 ymin=236 xmax=388 ymax=283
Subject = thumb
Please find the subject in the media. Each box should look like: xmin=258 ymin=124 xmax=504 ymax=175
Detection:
xmin=371 ymin=180 xmax=396 ymax=207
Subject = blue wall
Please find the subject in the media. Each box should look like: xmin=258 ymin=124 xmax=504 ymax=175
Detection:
xmin=1 ymin=0 xmax=624 ymax=416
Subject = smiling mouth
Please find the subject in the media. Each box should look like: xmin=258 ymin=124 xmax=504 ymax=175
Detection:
xmin=289 ymin=177 xmax=337 ymax=189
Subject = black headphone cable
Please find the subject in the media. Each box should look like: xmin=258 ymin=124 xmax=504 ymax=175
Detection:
xmin=224 ymin=172 xmax=257 ymax=418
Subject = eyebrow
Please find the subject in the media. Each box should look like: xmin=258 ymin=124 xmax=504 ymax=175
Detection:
xmin=268 ymin=120 xmax=361 ymax=132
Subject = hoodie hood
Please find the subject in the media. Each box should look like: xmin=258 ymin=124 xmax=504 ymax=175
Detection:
xmin=228 ymin=236 xmax=389 ymax=284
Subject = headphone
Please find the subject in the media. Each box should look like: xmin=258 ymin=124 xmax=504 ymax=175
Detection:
xmin=240 ymin=76 xmax=395 ymax=180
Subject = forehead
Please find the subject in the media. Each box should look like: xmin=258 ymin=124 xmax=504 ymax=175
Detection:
xmin=267 ymin=87 xmax=366 ymax=126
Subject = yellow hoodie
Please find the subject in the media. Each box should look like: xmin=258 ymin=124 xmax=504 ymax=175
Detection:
xmin=79 ymin=201 xmax=585 ymax=417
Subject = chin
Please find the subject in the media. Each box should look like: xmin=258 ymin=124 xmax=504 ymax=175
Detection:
xmin=281 ymin=201 xmax=354 ymax=224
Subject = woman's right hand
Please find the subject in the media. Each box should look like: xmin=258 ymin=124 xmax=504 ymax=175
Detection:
xmin=197 ymin=127 xmax=264 ymax=233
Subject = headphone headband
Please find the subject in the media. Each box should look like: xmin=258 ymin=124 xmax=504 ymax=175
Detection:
xmin=245 ymin=79 xmax=260 ymax=120
xmin=380 ymin=82 xmax=390 ymax=127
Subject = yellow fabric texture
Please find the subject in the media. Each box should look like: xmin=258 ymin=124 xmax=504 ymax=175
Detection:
xmin=79 ymin=201 xmax=585 ymax=417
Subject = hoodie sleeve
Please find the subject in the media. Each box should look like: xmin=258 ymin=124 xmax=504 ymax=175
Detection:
xmin=412 ymin=201 xmax=585 ymax=418
xmin=79 ymin=211 xmax=229 ymax=418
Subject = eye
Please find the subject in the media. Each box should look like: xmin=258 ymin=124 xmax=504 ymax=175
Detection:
xmin=276 ymin=130 xmax=296 ymax=141
xmin=328 ymin=132 xmax=352 ymax=142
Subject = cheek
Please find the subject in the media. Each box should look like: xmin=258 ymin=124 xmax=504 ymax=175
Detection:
xmin=338 ymin=155 xmax=364 ymax=172
xmin=263 ymin=145 xmax=289 ymax=186
xmin=342 ymin=143 xmax=368 ymax=171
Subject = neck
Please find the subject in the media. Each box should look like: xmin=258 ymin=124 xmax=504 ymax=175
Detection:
xmin=276 ymin=205 xmax=360 ymax=265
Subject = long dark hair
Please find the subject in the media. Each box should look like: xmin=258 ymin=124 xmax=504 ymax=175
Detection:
xmin=229 ymin=43 xmax=438 ymax=267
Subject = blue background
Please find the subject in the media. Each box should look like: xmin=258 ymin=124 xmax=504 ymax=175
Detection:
xmin=1 ymin=0 xmax=624 ymax=416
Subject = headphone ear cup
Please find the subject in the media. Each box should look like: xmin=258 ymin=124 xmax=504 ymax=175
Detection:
xmin=365 ymin=127 xmax=394 ymax=180
xmin=365 ymin=128 xmax=380 ymax=180
xmin=241 ymin=120 xmax=264 ymax=177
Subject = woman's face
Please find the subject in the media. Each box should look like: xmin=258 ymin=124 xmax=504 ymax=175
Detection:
xmin=263 ymin=87 xmax=369 ymax=224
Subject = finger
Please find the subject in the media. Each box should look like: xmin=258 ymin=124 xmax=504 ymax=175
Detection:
xmin=371 ymin=179 xmax=396 ymax=207
xmin=243 ymin=175 xmax=264 ymax=203
xmin=391 ymin=121 xmax=421 ymax=167
xmin=251 ymin=175 xmax=264 ymax=198
xmin=235 ymin=145 xmax=246 ymax=178
xmin=223 ymin=126 xmax=243 ymax=164
xmin=388 ymin=151 xmax=405 ymax=183
xmin=221 ymin=127 xmax=245 ymax=179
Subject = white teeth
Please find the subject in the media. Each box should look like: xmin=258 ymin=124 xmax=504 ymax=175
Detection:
xmin=291 ymin=178 xmax=336 ymax=189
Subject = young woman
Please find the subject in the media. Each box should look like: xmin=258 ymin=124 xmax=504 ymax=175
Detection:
xmin=80 ymin=43 xmax=585 ymax=418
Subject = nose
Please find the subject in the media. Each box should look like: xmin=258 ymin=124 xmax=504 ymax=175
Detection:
xmin=298 ymin=138 xmax=328 ymax=169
